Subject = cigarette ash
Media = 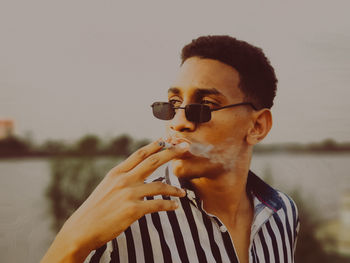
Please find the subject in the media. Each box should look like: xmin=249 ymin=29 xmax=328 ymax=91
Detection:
xmin=159 ymin=141 xmax=173 ymax=149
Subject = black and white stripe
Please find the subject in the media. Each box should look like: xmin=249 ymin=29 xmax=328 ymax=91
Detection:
xmin=85 ymin=168 xmax=299 ymax=263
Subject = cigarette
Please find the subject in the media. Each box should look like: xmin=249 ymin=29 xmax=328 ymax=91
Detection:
xmin=158 ymin=141 xmax=174 ymax=149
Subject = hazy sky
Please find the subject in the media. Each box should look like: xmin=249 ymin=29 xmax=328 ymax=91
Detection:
xmin=1 ymin=0 xmax=349 ymax=144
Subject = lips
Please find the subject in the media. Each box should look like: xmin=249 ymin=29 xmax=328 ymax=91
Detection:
xmin=164 ymin=135 xmax=214 ymax=161
xmin=162 ymin=136 xmax=192 ymax=158
xmin=164 ymin=135 xmax=192 ymax=146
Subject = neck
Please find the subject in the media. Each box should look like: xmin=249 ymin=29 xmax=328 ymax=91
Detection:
xmin=189 ymin=149 xmax=253 ymax=223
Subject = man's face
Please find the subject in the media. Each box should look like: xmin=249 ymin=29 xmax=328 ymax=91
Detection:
xmin=165 ymin=57 xmax=254 ymax=179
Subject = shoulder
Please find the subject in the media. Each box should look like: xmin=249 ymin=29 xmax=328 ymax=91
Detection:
xmin=248 ymin=170 xmax=299 ymax=229
xmin=276 ymin=190 xmax=300 ymax=238
xmin=248 ymin=170 xmax=300 ymax=240
xmin=277 ymin=191 xmax=299 ymax=221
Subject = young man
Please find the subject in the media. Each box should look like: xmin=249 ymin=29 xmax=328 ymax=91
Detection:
xmin=41 ymin=35 xmax=299 ymax=263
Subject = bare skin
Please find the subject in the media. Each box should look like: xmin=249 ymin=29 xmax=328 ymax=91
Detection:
xmin=40 ymin=140 xmax=189 ymax=263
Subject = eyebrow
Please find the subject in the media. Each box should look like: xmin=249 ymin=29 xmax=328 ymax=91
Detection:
xmin=168 ymin=87 xmax=224 ymax=99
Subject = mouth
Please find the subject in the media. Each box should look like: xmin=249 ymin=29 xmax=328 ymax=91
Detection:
xmin=162 ymin=136 xmax=214 ymax=160
xmin=163 ymin=136 xmax=191 ymax=145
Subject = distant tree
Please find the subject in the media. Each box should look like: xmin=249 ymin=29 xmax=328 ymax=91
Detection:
xmin=131 ymin=138 xmax=151 ymax=152
xmin=0 ymin=135 xmax=29 ymax=155
xmin=41 ymin=139 xmax=67 ymax=154
xmin=104 ymin=134 xmax=132 ymax=157
xmin=22 ymin=130 xmax=36 ymax=149
xmin=76 ymin=134 xmax=100 ymax=155
xmin=321 ymin=138 xmax=337 ymax=151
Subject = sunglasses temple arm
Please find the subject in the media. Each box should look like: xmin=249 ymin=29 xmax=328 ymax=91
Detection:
xmin=211 ymin=102 xmax=257 ymax=111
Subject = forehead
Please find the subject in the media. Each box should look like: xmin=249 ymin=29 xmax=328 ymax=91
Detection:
xmin=170 ymin=57 xmax=243 ymax=100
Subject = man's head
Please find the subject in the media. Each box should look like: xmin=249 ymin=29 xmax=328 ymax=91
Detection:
xmin=161 ymin=35 xmax=276 ymax=179
xmin=181 ymin=35 xmax=277 ymax=109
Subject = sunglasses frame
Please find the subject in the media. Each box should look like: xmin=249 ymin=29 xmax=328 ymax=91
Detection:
xmin=151 ymin=101 xmax=257 ymax=123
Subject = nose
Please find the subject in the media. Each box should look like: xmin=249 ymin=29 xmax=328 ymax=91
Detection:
xmin=169 ymin=106 xmax=196 ymax=132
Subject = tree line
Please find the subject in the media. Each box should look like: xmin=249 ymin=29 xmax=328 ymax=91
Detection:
xmin=0 ymin=134 xmax=149 ymax=158
xmin=1 ymin=135 xmax=350 ymax=158
xmin=254 ymin=138 xmax=350 ymax=153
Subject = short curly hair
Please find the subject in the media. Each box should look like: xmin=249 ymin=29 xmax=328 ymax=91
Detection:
xmin=181 ymin=35 xmax=277 ymax=109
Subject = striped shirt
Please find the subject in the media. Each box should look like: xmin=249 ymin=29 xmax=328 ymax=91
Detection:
xmin=85 ymin=166 xmax=300 ymax=263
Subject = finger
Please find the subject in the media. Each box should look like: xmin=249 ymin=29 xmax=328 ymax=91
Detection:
xmin=128 ymin=142 xmax=190 ymax=180
xmin=141 ymin=199 xmax=179 ymax=214
xmin=134 ymin=182 xmax=186 ymax=199
xmin=113 ymin=139 xmax=164 ymax=173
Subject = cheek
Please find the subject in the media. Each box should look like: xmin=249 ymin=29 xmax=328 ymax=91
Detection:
xmin=204 ymin=115 xmax=249 ymax=143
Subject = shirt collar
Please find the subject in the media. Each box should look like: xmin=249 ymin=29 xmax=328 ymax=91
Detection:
xmin=163 ymin=164 xmax=283 ymax=213
xmin=246 ymin=170 xmax=283 ymax=212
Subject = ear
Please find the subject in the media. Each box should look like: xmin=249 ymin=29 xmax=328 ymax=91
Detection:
xmin=246 ymin=109 xmax=273 ymax=145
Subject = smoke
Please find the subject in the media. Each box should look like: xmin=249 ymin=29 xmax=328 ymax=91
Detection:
xmin=188 ymin=142 xmax=213 ymax=158
xmin=188 ymin=139 xmax=244 ymax=171
xmin=165 ymin=135 xmax=246 ymax=171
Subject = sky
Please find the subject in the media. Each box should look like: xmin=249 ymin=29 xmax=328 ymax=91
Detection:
xmin=1 ymin=0 xmax=349 ymax=144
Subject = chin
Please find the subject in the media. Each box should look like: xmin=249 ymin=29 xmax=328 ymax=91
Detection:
xmin=171 ymin=158 xmax=224 ymax=180
xmin=171 ymin=159 xmax=195 ymax=179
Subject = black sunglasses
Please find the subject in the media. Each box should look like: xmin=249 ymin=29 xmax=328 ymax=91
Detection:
xmin=151 ymin=101 xmax=257 ymax=123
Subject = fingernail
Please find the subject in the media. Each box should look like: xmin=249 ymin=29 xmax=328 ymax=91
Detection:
xmin=173 ymin=200 xmax=179 ymax=208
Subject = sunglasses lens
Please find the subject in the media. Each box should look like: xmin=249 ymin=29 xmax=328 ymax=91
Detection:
xmin=151 ymin=102 xmax=175 ymax=120
xmin=185 ymin=104 xmax=211 ymax=123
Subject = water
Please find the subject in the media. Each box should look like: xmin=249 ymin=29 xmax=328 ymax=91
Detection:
xmin=0 ymin=154 xmax=349 ymax=262
xmin=251 ymin=153 xmax=350 ymax=219
xmin=0 ymin=159 xmax=54 ymax=263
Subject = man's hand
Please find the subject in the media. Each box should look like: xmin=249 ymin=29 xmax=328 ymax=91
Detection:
xmin=41 ymin=139 xmax=189 ymax=263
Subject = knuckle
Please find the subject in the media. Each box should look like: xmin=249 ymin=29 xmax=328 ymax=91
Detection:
xmin=112 ymin=167 xmax=123 ymax=176
xmin=115 ymin=175 xmax=129 ymax=188
xmin=154 ymin=181 xmax=165 ymax=190
xmin=111 ymin=165 xmax=122 ymax=174
xmin=106 ymin=165 xmax=124 ymax=179
xmin=136 ymin=149 xmax=148 ymax=160
xmin=155 ymin=201 xmax=169 ymax=211
xmin=105 ymin=171 xmax=114 ymax=180
xmin=123 ymin=189 xmax=134 ymax=200
xmin=148 ymin=155 xmax=160 ymax=167
xmin=154 ymin=183 xmax=179 ymax=195
xmin=105 ymin=169 xmax=118 ymax=179
xmin=169 ymin=186 xmax=179 ymax=194
xmin=125 ymin=203 xmax=139 ymax=217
